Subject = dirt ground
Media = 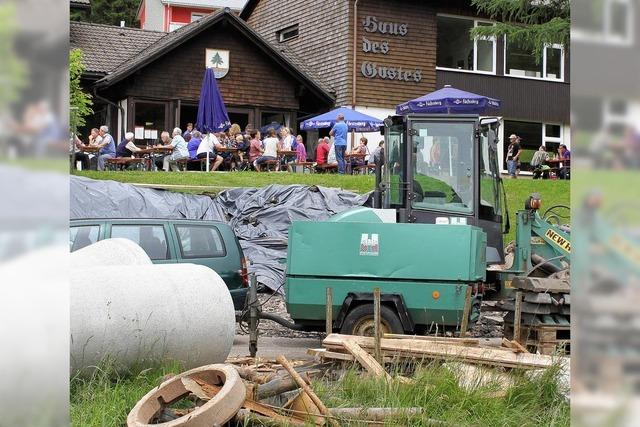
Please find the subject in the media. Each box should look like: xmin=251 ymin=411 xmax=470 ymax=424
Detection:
xmin=236 ymin=292 xmax=504 ymax=339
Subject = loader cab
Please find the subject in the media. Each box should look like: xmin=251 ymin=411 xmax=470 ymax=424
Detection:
xmin=379 ymin=114 xmax=505 ymax=264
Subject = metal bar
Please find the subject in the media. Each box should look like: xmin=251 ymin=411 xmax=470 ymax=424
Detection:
xmin=325 ymin=287 xmax=333 ymax=335
xmin=513 ymin=291 xmax=523 ymax=343
xmin=249 ymin=273 xmax=258 ymax=357
xmin=460 ymin=286 xmax=473 ymax=337
xmin=373 ymin=287 xmax=382 ymax=364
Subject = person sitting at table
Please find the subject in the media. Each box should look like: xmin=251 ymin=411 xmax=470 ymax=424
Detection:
xmin=280 ymin=127 xmax=295 ymax=150
xmin=315 ymin=137 xmax=330 ymax=171
xmin=182 ymin=123 xmax=193 ymax=140
xmin=96 ymin=125 xmax=116 ymax=171
xmin=159 ymin=127 xmax=189 ymax=172
xmin=72 ymin=133 xmax=91 ymax=170
xmin=230 ymin=134 xmax=247 ymax=170
xmin=557 ymin=144 xmax=571 ymax=180
xmin=196 ymin=132 xmax=224 ymax=171
xmin=531 ymin=146 xmax=550 ymax=179
xmin=187 ymin=130 xmax=202 ymax=160
xmin=350 ymin=137 xmax=368 ymax=168
xmin=116 ymin=132 xmax=142 ymax=158
xmin=253 ymin=127 xmax=279 ymax=172
xmin=248 ymin=130 xmax=263 ymax=170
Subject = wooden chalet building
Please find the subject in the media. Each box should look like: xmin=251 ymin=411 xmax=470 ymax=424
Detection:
xmin=241 ymin=0 xmax=571 ymax=172
xmin=70 ymin=9 xmax=334 ymax=144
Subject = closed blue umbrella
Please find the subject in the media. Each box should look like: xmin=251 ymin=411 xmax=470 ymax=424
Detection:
xmin=300 ymin=107 xmax=383 ymax=132
xmin=196 ymin=68 xmax=231 ymax=133
xmin=396 ymin=85 xmax=501 ymax=115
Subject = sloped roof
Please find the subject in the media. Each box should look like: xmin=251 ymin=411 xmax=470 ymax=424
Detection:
xmin=92 ymin=9 xmax=334 ymax=102
xmin=161 ymin=0 xmax=247 ymax=10
xmin=70 ymin=21 xmax=165 ymax=75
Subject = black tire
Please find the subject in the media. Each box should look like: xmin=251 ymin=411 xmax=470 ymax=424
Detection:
xmin=340 ymin=304 xmax=404 ymax=336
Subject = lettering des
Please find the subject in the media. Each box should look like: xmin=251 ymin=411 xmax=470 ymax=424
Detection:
xmin=361 ymin=61 xmax=422 ymax=83
xmin=362 ymin=36 xmax=389 ymax=54
xmin=362 ymin=15 xmax=408 ymax=36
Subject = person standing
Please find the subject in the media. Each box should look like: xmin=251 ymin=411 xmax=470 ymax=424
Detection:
xmin=505 ymin=134 xmax=523 ymax=179
xmin=329 ymin=113 xmax=348 ymax=174
xmin=96 ymin=125 xmax=116 ymax=171
xmin=160 ymin=127 xmax=189 ymax=171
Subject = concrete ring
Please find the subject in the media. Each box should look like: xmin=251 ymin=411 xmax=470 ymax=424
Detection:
xmin=127 ymin=364 xmax=246 ymax=427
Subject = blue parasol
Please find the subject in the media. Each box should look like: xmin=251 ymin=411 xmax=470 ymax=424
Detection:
xmin=300 ymin=107 xmax=384 ymax=132
xmin=196 ymin=68 xmax=231 ymax=133
xmin=396 ymin=85 xmax=501 ymax=115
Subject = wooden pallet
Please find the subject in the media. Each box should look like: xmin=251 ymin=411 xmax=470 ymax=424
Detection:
xmin=504 ymin=323 xmax=570 ymax=355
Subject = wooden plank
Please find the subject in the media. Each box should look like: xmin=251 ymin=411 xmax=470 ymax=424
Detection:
xmin=276 ymin=355 xmax=340 ymax=427
xmin=341 ymin=338 xmax=393 ymax=381
xmin=513 ymin=291 xmax=523 ymax=343
xmin=460 ymin=286 xmax=473 ymax=337
xmin=324 ymin=334 xmax=563 ymax=370
xmin=307 ymin=348 xmax=355 ymax=362
xmin=374 ymin=287 xmax=382 ymax=364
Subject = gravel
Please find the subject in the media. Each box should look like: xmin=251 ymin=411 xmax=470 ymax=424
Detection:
xmin=236 ymin=292 xmax=504 ymax=339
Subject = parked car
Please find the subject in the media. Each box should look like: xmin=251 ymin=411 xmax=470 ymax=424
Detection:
xmin=70 ymin=218 xmax=248 ymax=310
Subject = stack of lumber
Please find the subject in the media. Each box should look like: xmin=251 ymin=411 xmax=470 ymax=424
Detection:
xmin=314 ymin=334 xmax=566 ymax=374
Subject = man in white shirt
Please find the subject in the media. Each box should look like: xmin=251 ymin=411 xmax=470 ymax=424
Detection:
xmin=196 ymin=133 xmax=224 ymax=171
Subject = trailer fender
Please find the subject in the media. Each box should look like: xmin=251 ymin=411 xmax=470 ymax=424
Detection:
xmin=334 ymin=292 xmax=414 ymax=333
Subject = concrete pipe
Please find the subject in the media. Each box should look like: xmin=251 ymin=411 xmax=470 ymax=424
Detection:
xmin=70 ymin=263 xmax=235 ymax=374
xmin=71 ymin=238 xmax=152 ymax=268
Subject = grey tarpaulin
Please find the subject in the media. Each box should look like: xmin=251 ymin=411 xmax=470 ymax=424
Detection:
xmin=70 ymin=176 xmax=370 ymax=293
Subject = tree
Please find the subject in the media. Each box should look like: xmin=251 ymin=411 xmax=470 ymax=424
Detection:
xmin=470 ymin=0 xmax=570 ymax=60
xmin=210 ymin=52 xmax=224 ymax=67
xmin=69 ymin=49 xmax=93 ymax=133
xmin=71 ymin=0 xmax=140 ymax=27
xmin=0 ymin=4 xmax=27 ymax=113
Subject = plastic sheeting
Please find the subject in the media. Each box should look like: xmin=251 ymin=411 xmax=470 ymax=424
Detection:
xmin=70 ymin=176 xmax=370 ymax=293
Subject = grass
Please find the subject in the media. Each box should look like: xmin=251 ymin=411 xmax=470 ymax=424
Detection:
xmin=73 ymin=170 xmax=570 ymax=243
xmin=70 ymin=360 xmax=183 ymax=427
xmin=70 ymin=360 xmax=569 ymax=426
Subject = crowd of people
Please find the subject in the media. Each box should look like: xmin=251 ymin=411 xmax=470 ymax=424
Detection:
xmin=506 ymin=133 xmax=571 ymax=180
xmin=73 ymin=114 xmax=378 ymax=173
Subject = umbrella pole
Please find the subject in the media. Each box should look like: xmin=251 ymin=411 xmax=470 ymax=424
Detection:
xmin=206 ymin=133 xmax=210 ymax=172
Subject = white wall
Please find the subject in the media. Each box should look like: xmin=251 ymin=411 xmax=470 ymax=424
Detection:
xmin=352 ymin=105 xmax=394 ymax=151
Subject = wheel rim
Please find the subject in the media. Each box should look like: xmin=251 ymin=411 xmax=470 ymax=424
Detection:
xmin=351 ymin=316 xmax=392 ymax=337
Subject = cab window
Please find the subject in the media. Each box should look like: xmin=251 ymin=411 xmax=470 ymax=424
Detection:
xmin=110 ymin=225 xmax=169 ymax=260
xmin=175 ymin=225 xmax=226 ymax=258
xmin=411 ymin=121 xmax=475 ymax=214
xmin=70 ymin=225 xmax=100 ymax=251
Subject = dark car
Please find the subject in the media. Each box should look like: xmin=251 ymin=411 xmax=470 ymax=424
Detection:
xmin=70 ymin=218 xmax=248 ymax=309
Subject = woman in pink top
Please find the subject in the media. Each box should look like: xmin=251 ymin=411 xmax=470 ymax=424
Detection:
xmin=294 ymin=135 xmax=307 ymax=162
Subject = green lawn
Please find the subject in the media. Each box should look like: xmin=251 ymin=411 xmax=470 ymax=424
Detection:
xmin=74 ymin=170 xmax=570 ymax=243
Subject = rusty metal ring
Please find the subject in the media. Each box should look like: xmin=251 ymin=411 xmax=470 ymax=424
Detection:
xmin=127 ymin=364 xmax=246 ymax=427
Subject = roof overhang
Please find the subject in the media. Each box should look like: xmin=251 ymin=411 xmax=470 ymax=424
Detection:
xmin=94 ymin=10 xmax=334 ymax=105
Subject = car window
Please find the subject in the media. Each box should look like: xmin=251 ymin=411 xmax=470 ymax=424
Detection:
xmin=110 ymin=225 xmax=169 ymax=260
xmin=175 ymin=225 xmax=226 ymax=258
xmin=70 ymin=225 xmax=100 ymax=251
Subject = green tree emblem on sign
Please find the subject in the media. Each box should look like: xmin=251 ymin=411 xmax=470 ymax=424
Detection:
xmin=210 ymin=52 xmax=224 ymax=67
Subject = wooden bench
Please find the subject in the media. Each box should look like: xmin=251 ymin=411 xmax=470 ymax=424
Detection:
xmin=105 ymin=157 xmax=145 ymax=171
xmin=315 ymin=163 xmax=337 ymax=173
xmin=291 ymin=161 xmax=315 ymax=174
xmin=260 ymin=159 xmax=280 ymax=172
xmin=353 ymin=163 xmax=375 ymax=175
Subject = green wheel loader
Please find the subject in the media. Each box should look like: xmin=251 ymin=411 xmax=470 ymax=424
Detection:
xmin=244 ymin=114 xmax=570 ymax=349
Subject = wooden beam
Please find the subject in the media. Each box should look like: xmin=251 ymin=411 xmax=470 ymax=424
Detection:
xmin=326 ymin=287 xmax=333 ymax=335
xmin=460 ymin=286 xmax=473 ymax=337
xmin=341 ymin=338 xmax=392 ymax=381
xmin=514 ymin=291 xmax=523 ymax=343
xmin=374 ymin=287 xmax=382 ymax=364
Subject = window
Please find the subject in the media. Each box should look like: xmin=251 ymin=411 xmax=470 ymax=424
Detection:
xmin=505 ymin=41 xmax=564 ymax=80
xmin=134 ymin=101 xmax=168 ymax=143
xmin=573 ymin=0 xmax=634 ymax=45
xmin=110 ymin=225 xmax=169 ymax=260
xmin=70 ymin=225 xmax=100 ymax=251
xmin=169 ymin=22 xmax=184 ymax=31
xmin=411 ymin=121 xmax=475 ymax=214
xmin=543 ymin=124 xmax=563 ymax=154
xmin=175 ymin=225 xmax=226 ymax=259
xmin=191 ymin=13 xmax=205 ymax=23
xmin=436 ymin=16 xmax=495 ymax=74
xmin=277 ymin=24 xmax=299 ymax=42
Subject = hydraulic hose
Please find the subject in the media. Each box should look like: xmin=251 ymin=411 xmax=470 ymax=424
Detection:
xmin=258 ymin=312 xmax=307 ymax=331
xmin=529 ymin=254 xmax=565 ymax=276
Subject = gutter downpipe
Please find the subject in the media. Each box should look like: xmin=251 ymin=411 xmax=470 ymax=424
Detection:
xmin=351 ymin=0 xmax=359 ymax=150
xmin=93 ymin=87 xmax=125 ymax=142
